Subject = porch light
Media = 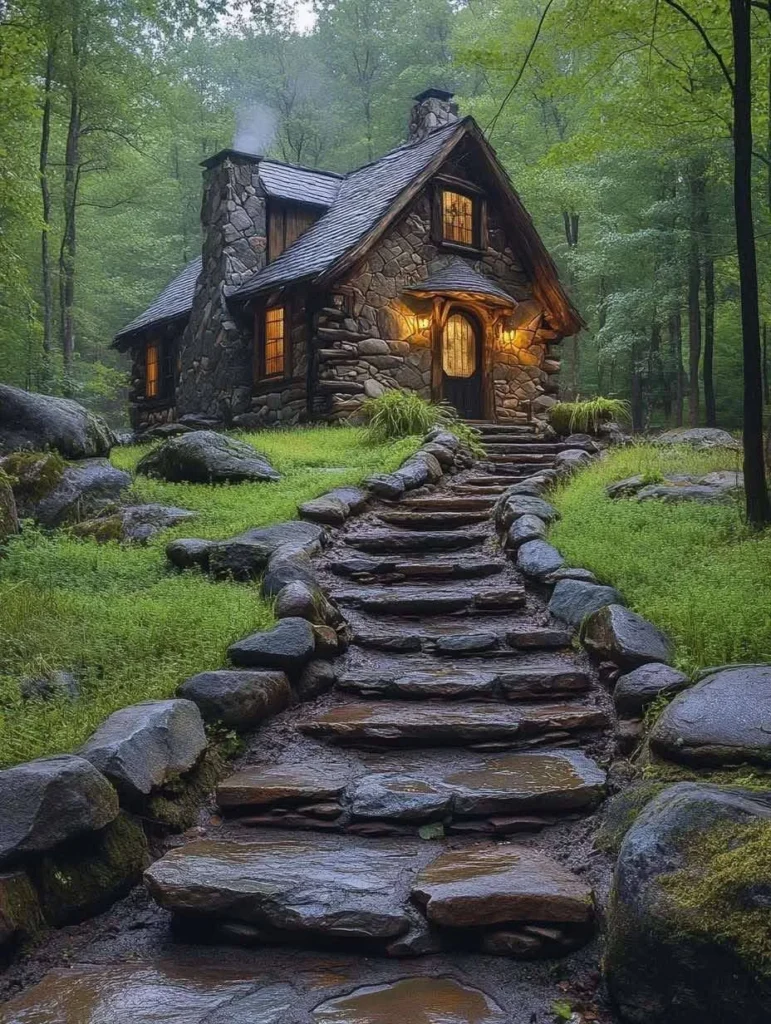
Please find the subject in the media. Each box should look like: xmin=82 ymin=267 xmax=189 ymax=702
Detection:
xmin=416 ymin=314 xmax=432 ymax=332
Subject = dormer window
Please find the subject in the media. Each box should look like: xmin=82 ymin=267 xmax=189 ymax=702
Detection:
xmin=442 ymin=190 xmax=474 ymax=246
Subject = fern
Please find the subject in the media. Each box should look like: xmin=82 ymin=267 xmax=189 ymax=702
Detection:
xmin=550 ymin=397 xmax=631 ymax=435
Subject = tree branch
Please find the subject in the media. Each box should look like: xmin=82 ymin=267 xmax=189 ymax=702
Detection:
xmin=485 ymin=0 xmax=557 ymax=139
xmin=661 ymin=0 xmax=734 ymax=92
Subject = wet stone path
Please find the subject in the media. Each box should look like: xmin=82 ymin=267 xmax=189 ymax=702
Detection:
xmin=0 ymin=424 xmax=617 ymax=1024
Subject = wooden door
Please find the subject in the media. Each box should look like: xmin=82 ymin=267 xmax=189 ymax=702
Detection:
xmin=441 ymin=311 xmax=482 ymax=418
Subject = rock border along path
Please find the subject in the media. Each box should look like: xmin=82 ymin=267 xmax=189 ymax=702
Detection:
xmin=0 ymin=424 xmax=620 ymax=1024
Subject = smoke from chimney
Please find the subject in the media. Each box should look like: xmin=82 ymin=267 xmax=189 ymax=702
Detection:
xmin=233 ymin=102 xmax=277 ymax=155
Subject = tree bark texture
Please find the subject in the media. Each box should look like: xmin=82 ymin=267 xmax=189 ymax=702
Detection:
xmin=703 ymin=256 xmax=716 ymax=426
xmin=39 ymin=40 xmax=55 ymax=370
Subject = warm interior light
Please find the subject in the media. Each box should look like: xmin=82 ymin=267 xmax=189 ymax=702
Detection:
xmin=417 ymin=314 xmax=432 ymax=331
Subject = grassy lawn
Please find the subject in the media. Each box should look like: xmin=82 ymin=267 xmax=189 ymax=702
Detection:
xmin=550 ymin=444 xmax=771 ymax=675
xmin=0 ymin=427 xmax=418 ymax=768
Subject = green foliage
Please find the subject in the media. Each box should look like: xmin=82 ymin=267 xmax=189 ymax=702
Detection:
xmin=0 ymin=427 xmax=415 ymax=768
xmin=550 ymin=445 xmax=771 ymax=673
xmin=549 ymin=398 xmax=630 ymax=435
xmin=361 ymin=388 xmax=481 ymax=452
xmin=551 ymin=1001 xmax=574 ymax=1022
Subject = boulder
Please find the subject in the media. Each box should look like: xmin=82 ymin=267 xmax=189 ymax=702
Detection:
xmin=137 ymin=430 xmax=280 ymax=483
xmin=393 ymin=459 xmax=430 ymax=490
xmin=516 ymin=540 xmax=565 ymax=579
xmin=424 ymin=428 xmax=461 ymax=451
xmin=72 ymin=504 xmax=195 ymax=544
xmin=298 ymin=494 xmax=349 ymax=525
xmin=80 ymin=699 xmax=207 ymax=804
xmin=564 ymin=433 xmax=597 ymax=449
xmin=649 ymin=664 xmax=771 ymax=766
xmin=20 ymin=670 xmax=79 ymax=702
xmin=0 ymin=468 xmax=18 ymax=541
xmin=32 ymin=459 xmax=131 ymax=527
xmin=549 ymin=580 xmax=623 ymax=628
xmin=175 ymin=521 xmax=326 ymax=581
xmin=311 ymin=624 xmax=341 ymax=659
xmin=655 ymin=427 xmax=741 ymax=450
xmin=0 ymin=755 xmax=118 ymax=864
xmin=178 ymin=670 xmax=290 ymax=731
xmin=165 ymin=537 xmax=211 ymax=571
xmin=495 ymin=494 xmax=560 ymax=530
xmin=0 ymin=384 xmax=114 ymax=458
xmin=326 ymin=485 xmax=369 ymax=514
xmin=505 ymin=514 xmax=547 ymax=549
xmin=635 ymin=483 xmax=734 ymax=504
xmin=583 ymin=604 xmax=671 ymax=668
xmin=228 ymin=617 xmax=315 ymax=674
xmin=614 ymin=663 xmax=690 ymax=718
xmin=544 ymin=567 xmax=598 ymax=584
xmin=0 ymin=870 xmax=43 ymax=947
xmin=421 ymin=442 xmax=454 ymax=468
xmin=607 ymin=475 xmax=645 ymax=499
xmin=275 ymin=581 xmax=337 ymax=625
xmin=261 ymin=549 xmax=319 ymax=599
xmin=295 ymin=659 xmax=338 ymax=701
xmin=555 ymin=449 xmax=593 ymax=474
xmin=364 ymin=473 xmax=405 ymax=500
xmin=606 ymin=782 xmax=771 ymax=1024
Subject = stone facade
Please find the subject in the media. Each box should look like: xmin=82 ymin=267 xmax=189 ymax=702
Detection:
xmin=408 ymin=89 xmax=460 ymax=142
xmin=177 ymin=153 xmax=268 ymax=423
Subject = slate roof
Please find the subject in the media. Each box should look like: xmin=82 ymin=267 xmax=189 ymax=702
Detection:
xmin=259 ymin=160 xmax=342 ymax=207
xmin=405 ymin=258 xmax=516 ymax=306
xmin=231 ymin=119 xmax=464 ymax=300
xmin=114 ymin=256 xmax=201 ymax=345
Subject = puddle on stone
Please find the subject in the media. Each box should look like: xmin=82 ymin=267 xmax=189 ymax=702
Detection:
xmin=446 ymin=754 xmax=582 ymax=793
xmin=417 ymin=846 xmax=519 ymax=884
xmin=311 ymin=977 xmax=507 ymax=1024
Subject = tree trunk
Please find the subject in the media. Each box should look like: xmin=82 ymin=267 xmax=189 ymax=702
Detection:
xmin=764 ymin=321 xmax=769 ymax=405
xmin=731 ymin=0 xmax=771 ymax=525
xmin=687 ymin=166 xmax=705 ymax=427
xmin=59 ymin=20 xmax=81 ymax=382
xmin=703 ymin=256 xmax=716 ymax=425
xmin=631 ymin=348 xmax=644 ymax=433
xmin=39 ymin=40 xmax=55 ymax=376
xmin=649 ymin=320 xmax=662 ymax=424
xmin=670 ymin=308 xmax=684 ymax=426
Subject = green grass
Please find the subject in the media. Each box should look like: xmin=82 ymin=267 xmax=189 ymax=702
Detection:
xmin=550 ymin=444 xmax=771 ymax=674
xmin=0 ymin=427 xmax=418 ymax=768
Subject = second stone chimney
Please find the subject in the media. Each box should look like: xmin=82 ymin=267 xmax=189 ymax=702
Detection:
xmin=408 ymin=88 xmax=459 ymax=143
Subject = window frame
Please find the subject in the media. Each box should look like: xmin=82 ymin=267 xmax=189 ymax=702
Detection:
xmin=432 ymin=181 xmax=487 ymax=252
xmin=145 ymin=340 xmax=161 ymax=399
xmin=255 ymin=304 xmax=288 ymax=381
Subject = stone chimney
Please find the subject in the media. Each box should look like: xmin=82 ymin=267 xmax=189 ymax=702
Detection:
xmin=408 ymin=88 xmax=459 ymax=143
xmin=176 ymin=149 xmax=267 ymax=421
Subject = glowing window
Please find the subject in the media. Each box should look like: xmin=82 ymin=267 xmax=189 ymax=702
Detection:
xmin=145 ymin=342 xmax=160 ymax=398
xmin=442 ymin=190 xmax=474 ymax=245
xmin=264 ymin=306 xmax=285 ymax=377
xmin=443 ymin=314 xmax=477 ymax=378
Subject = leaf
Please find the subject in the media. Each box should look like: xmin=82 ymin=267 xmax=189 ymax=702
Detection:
xmin=418 ymin=822 xmax=445 ymax=840
xmin=551 ymin=1001 xmax=574 ymax=1023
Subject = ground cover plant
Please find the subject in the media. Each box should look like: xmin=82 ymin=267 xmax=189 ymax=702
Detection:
xmin=550 ymin=444 xmax=771 ymax=674
xmin=0 ymin=427 xmax=418 ymax=768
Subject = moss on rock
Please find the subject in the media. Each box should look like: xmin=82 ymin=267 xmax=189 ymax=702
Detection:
xmin=660 ymin=819 xmax=771 ymax=978
xmin=145 ymin=746 xmax=228 ymax=832
xmin=4 ymin=451 xmax=65 ymax=507
xmin=0 ymin=468 xmax=19 ymax=542
xmin=36 ymin=813 xmax=149 ymax=925
xmin=70 ymin=515 xmax=125 ymax=543
xmin=0 ymin=870 xmax=44 ymax=951
xmin=595 ymin=780 xmax=667 ymax=855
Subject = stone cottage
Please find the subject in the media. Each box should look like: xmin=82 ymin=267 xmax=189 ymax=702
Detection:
xmin=114 ymin=89 xmax=581 ymax=431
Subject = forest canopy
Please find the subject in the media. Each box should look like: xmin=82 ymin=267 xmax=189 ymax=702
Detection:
xmin=2 ymin=0 xmax=771 ymax=434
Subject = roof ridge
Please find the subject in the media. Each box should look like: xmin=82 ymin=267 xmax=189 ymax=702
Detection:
xmin=260 ymin=158 xmax=345 ymax=180
xmin=342 ymin=116 xmax=470 ymax=179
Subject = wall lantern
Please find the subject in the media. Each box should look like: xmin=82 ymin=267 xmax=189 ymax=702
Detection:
xmin=416 ymin=314 xmax=432 ymax=332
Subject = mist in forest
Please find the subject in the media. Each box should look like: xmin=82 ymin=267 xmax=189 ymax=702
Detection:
xmin=233 ymin=102 xmax=277 ymax=155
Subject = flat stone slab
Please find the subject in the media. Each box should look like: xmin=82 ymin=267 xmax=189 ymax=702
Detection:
xmin=299 ymin=701 xmax=607 ymax=747
xmin=351 ymin=621 xmax=573 ymax=655
xmin=0 ymin=964 xmax=296 ymax=1023
xmin=411 ymin=844 xmax=594 ymax=927
xmin=337 ymin=662 xmax=590 ymax=700
xmin=344 ymin=529 xmax=486 ymax=553
xmin=549 ymin=580 xmax=623 ymax=627
xmin=178 ymin=670 xmax=291 ymax=731
xmin=218 ymin=765 xmax=350 ymax=809
xmin=144 ymin=836 xmax=415 ymax=943
xmin=329 ymin=584 xmax=525 ymax=615
xmin=312 ymin=978 xmax=507 ymax=1023
xmin=326 ymin=555 xmax=503 ymax=581
xmin=376 ymin=510 xmax=490 ymax=528
xmin=398 ymin=496 xmax=496 ymax=511
xmin=649 ymin=665 xmax=771 ymax=766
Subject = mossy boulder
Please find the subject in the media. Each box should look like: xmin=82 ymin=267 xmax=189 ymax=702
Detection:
xmin=36 ymin=813 xmax=148 ymax=924
xmin=0 ymin=468 xmax=18 ymax=542
xmin=0 ymin=384 xmax=114 ymax=458
xmin=3 ymin=451 xmax=65 ymax=511
xmin=4 ymin=452 xmax=130 ymax=527
xmin=0 ymin=870 xmax=44 ymax=951
xmin=136 ymin=430 xmax=280 ymax=484
xmin=606 ymin=782 xmax=771 ymax=1023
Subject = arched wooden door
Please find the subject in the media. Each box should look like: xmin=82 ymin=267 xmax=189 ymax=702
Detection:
xmin=441 ymin=311 xmax=483 ymax=418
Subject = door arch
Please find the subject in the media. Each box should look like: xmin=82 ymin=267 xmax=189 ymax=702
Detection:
xmin=441 ymin=309 xmax=483 ymax=418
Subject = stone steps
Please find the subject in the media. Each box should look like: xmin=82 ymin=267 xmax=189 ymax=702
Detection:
xmin=297 ymin=700 xmax=608 ymax=748
xmin=336 ymin=659 xmax=592 ymax=700
xmin=396 ymin=495 xmax=497 ymax=511
xmin=143 ymin=832 xmax=595 ymax=959
xmin=349 ymin=619 xmax=574 ymax=655
xmin=215 ymin=747 xmax=606 ymax=833
xmin=486 ymin=453 xmax=557 ymax=465
xmin=343 ymin=528 xmax=487 ymax=553
xmin=329 ymin=582 xmax=526 ymax=615
xmin=375 ymin=509 xmax=490 ymax=528
xmin=324 ymin=553 xmax=505 ymax=582
xmin=483 ymin=443 xmax=560 ymax=455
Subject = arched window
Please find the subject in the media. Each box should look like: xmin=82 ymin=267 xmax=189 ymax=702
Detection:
xmin=442 ymin=313 xmax=477 ymax=378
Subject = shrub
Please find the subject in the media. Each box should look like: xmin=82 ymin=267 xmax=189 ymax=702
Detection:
xmin=361 ymin=388 xmax=482 ymax=451
xmin=550 ymin=397 xmax=631 ymax=436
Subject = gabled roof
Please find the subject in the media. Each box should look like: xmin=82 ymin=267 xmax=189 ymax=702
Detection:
xmin=259 ymin=160 xmax=342 ymax=207
xmin=231 ymin=119 xmax=464 ymax=301
xmin=114 ymin=256 xmax=201 ymax=347
xmin=405 ymin=258 xmax=516 ymax=307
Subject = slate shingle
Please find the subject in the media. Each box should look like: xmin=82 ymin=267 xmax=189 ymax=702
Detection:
xmin=258 ymin=161 xmax=342 ymax=208
xmin=405 ymin=258 xmax=516 ymax=306
xmin=114 ymin=257 xmax=201 ymax=345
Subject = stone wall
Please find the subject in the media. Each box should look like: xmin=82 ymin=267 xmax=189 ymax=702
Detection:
xmin=176 ymin=153 xmax=267 ymax=424
xmin=127 ymin=323 xmax=183 ymax=431
xmin=313 ymin=180 xmax=560 ymax=424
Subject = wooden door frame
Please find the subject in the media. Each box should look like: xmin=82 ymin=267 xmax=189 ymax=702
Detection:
xmin=430 ymin=297 xmax=494 ymax=420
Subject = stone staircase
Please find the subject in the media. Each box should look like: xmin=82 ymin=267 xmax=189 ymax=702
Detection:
xmin=140 ymin=427 xmax=612 ymax=974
